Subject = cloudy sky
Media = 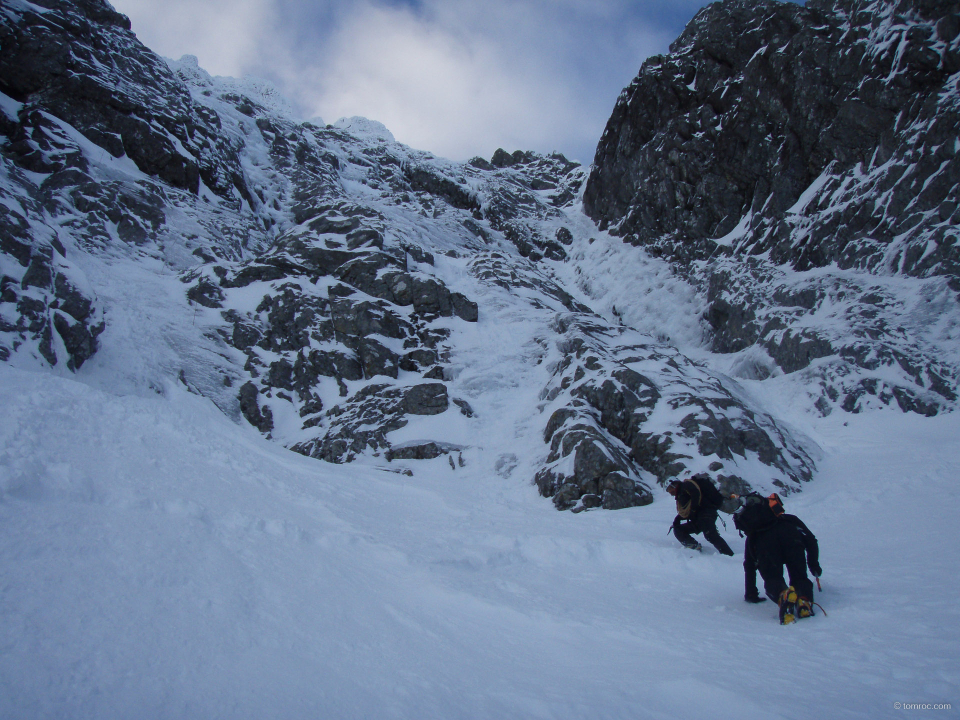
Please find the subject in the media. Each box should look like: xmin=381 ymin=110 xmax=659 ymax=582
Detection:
xmin=110 ymin=0 xmax=717 ymax=164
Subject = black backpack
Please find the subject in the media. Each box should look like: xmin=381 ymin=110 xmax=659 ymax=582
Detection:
xmin=690 ymin=473 xmax=725 ymax=510
xmin=733 ymin=492 xmax=784 ymax=535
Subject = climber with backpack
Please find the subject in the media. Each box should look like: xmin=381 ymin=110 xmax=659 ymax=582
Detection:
xmin=666 ymin=473 xmax=735 ymax=556
xmin=733 ymin=491 xmax=822 ymax=624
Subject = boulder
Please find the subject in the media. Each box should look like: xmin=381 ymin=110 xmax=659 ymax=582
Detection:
xmin=402 ymin=383 xmax=448 ymax=415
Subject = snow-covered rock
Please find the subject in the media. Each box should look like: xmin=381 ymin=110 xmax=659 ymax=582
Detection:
xmin=0 ymin=0 xmax=957 ymax=514
xmin=584 ymin=0 xmax=960 ymax=417
xmin=333 ymin=116 xmax=396 ymax=144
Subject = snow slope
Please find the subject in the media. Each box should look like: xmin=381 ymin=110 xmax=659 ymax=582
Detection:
xmin=1 ymin=363 xmax=956 ymax=719
xmin=1 ymin=0 xmax=958 ymax=714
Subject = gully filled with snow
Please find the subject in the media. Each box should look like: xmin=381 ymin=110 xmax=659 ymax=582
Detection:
xmin=2 ymin=0 xmax=959 ymax=716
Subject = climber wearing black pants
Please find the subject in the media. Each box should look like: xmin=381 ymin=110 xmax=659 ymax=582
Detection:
xmin=667 ymin=477 xmax=735 ymax=556
xmin=748 ymin=514 xmax=820 ymax=602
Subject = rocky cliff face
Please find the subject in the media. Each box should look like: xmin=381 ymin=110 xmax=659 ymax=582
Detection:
xmin=585 ymin=0 xmax=960 ymax=417
xmin=1 ymin=0 xmax=956 ymax=512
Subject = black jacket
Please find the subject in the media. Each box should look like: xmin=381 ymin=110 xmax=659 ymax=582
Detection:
xmin=745 ymin=514 xmax=820 ymax=572
xmin=674 ymin=477 xmax=722 ymax=520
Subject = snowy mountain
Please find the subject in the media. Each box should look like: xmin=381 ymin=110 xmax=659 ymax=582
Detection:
xmin=1 ymin=0 xmax=959 ymax=715
xmin=0 ymin=0 xmax=850 ymax=513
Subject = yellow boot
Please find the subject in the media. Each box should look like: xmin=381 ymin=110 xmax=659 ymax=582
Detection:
xmin=797 ymin=596 xmax=815 ymax=619
xmin=779 ymin=587 xmax=798 ymax=625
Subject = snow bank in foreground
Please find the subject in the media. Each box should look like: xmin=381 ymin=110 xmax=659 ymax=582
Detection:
xmin=0 ymin=365 xmax=957 ymax=719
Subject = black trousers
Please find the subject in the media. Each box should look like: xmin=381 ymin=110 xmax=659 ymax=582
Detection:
xmin=674 ymin=509 xmax=734 ymax=555
xmin=753 ymin=522 xmax=814 ymax=601
xmin=744 ymin=539 xmax=761 ymax=599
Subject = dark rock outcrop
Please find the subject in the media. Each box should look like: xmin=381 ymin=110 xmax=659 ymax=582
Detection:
xmin=0 ymin=0 xmax=250 ymax=200
xmin=533 ymin=313 xmax=815 ymax=511
xmin=199 ymin=195 xmax=477 ymax=463
xmin=584 ymin=0 xmax=960 ymax=416
xmin=289 ymin=382 xmax=452 ymax=463
xmin=585 ymin=0 xmax=960 ymax=280
xmin=0 ymin=238 xmax=104 ymax=370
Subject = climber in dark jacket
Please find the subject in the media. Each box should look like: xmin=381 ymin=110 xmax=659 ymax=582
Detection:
xmin=743 ymin=513 xmax=821 ymax=603
xmin=667 ymin=477 xmax=734 ymax=556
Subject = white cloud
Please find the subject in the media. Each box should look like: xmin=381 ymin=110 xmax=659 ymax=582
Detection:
xmin=281 ymin=0 xmax=674 ymax=162
xmin=111 ymin=0 xmax=274 ymax=77
xmin=110 ymin=0 xmax=687 ymax=162
xmin=302 ymin=2 xmax=584 ymax=160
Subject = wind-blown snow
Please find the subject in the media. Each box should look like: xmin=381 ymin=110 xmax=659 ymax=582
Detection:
xmin=0 ymin=362 xmax=957 ymax=718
